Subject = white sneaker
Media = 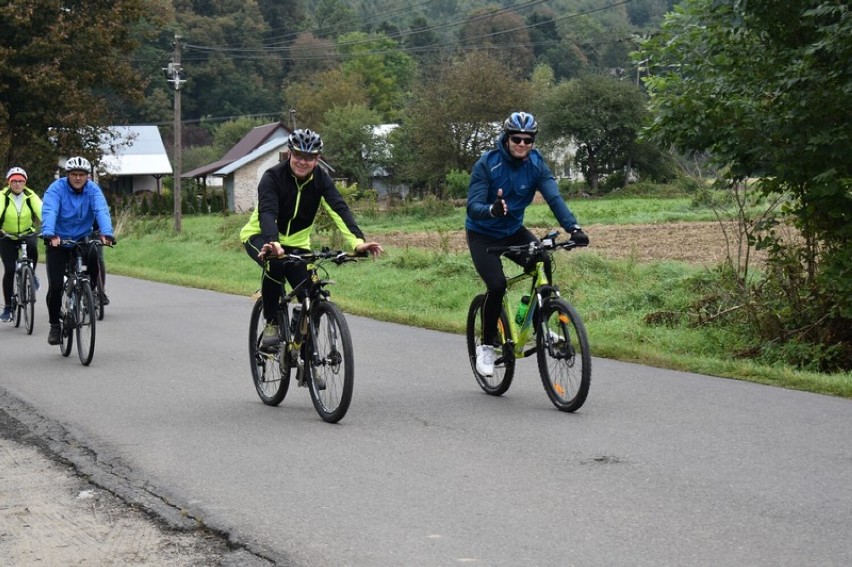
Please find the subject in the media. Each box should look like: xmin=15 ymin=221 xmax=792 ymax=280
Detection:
xmin=476 ymin=345 xmax=495 ymax=376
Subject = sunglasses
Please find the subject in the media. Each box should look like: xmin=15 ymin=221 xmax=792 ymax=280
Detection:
xmin=291 ymin=151 xmax=318 ymax=163
xmin=510 ymin=136 xmax=535 ymax=145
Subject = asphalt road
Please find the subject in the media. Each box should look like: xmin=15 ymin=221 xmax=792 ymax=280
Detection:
xmin=1 ymin=274 xmax=850 ymax=566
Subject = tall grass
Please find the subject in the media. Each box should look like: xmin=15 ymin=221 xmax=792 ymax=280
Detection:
xmin=106 ymin=203 xmax=851 ymax=399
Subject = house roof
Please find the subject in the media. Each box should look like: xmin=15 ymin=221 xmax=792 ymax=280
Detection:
xmin=98 ymin=125 xmax=173 ymax=176
xmin=182 ymin=122 xmax=290 ymax=178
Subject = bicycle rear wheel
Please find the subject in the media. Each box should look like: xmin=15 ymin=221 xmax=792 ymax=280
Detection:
xmin=307 ymin=301 xmax=354 ymax=423
xmin=75 ymin=280 xmax=97 ymax=366
xmin=466 ymin=294 xmax=515 ymax=395
xmin=249 ymin=297 xmax=290 ymax=405
xmin=536 ymin=298 xmax=591 ymax=412
xmin=21 ymin=264 xmax=35 ymax=335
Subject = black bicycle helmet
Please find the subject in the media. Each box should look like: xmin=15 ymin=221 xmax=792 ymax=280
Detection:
xmin=503 ymin=111 xmax=538 ymax=135
xmin=287 ymin=129 xmax=323 ymax=154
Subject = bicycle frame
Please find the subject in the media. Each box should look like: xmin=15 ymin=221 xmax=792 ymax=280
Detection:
xmin=498 ymin=248 xmax=561 ymax=362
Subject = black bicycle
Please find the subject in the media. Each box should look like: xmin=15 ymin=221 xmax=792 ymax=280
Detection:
xmin=248 ymin=249 xmax=360 ymax=423
xmin=2 ymin=232 xmax=39 ymax=334
xmin=58 ymin=239 xmax=110 ymax=365
xmin=466 ymin=230 xmax=592 ymax=412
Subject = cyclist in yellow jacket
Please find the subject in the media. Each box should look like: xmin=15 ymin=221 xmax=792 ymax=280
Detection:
xmin=240 ymin=129 xmax=382 ymax=347
xmin=1 ymin=167 xmax=42 ymax=322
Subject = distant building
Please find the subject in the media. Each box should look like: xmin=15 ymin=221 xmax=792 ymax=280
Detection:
xmin=95 ymin=125 xmax=173 ymax=194
xmin=182 ymin=122 xmax=292 ymax=212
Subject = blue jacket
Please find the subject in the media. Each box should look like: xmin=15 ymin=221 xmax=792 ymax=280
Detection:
xmin=41 ymin=177 xmax=113 ymax=242
xmin=466 ymin=133 xmax=579 ymax=239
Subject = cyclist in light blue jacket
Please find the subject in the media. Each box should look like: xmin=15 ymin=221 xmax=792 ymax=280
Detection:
xmin=41 ymin=156 xmax=114 ymax=345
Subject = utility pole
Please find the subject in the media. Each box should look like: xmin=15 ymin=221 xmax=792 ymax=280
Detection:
xmin=164 ymin=33 xmax=186 ymax=232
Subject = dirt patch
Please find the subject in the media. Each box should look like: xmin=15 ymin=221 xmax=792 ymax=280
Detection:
xmin=382 ymin=221 xmax=756 ymax=266
xmin=0 ymin=439 xmax=234 ymax=566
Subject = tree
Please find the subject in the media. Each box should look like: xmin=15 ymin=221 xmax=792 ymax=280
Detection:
xmin=0 ymin=0 xmax=169 ymax=187
xmin=285 ymin=32 xmax=339 ymax=78
xmin=321 ymin=104 xmax=386 ymax=190
xmin=176 ymin=0 xmax=283 ymax=120
xmin=337 ymin=31 xmax=416 ymax=121
xmin=535 ymin=74 xmax=646 ymax=191
xmin=395 ymin=52 xmax=531 ymax=192
xmin=282 ymin=68 xmax=368 ymax=129
xmin=459 ymin=7 xmax=535 ymax=76
xmin=638 ymin=0 xmax=852 ymax=370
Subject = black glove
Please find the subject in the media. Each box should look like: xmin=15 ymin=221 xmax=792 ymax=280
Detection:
xmin=490 ymin=195 xmax=507 ymax=217
xmin=570 ymin=227 xmax=589 ymax=246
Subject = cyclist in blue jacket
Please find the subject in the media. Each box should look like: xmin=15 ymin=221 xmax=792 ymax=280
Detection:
xmin=466 ymin=111 xmax=589 ymax=376
xmin=41 ymin=157 xmax=114 ymax=345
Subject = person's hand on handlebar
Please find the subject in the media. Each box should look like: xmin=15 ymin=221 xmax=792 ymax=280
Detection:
xmin=258 ymin=241 xmax=284 ymax=261
xmin=569 ymin=226 xmax=589 ymax=246
xmin=355 ymin=241 xmax=383 ymax=258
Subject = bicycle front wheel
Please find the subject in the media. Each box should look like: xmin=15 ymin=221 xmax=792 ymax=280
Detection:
xmin=466 ymin=294 xmax=514 ymax=396
xmin=93 ymin=264 xmax=105 ymax=320
xmin=249 ymin=297 xmax=290 ymax=406
xmin=75 ymin=281 xmax=97 ymax=366
xmin=12 ymin=270 xmax=22 ymax=328
xmin=60 ymin=287 xmax=74 ymax=357
xmin=21 ymin=264 xmax=35 ymax=335
xmin=536 ymin=298 xmax=591 ymax=412
xmin=307 ymin=301 xmax=354 ymax=424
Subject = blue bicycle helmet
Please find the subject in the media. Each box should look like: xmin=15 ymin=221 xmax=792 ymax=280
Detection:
xmin=287 ymin=129 xmax=323 ymax=154
xmin=503 ymin=111 xmax=538 ymax=135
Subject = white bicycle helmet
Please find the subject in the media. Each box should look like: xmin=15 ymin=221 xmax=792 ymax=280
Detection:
xmin=64 ymin=156 xmax=92 ymax=173
xmin=5 ymin=166 xmax=27 ymax=181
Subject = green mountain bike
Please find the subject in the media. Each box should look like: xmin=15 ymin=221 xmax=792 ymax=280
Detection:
xmin=466 ymin=231 xmax=591 ymax=412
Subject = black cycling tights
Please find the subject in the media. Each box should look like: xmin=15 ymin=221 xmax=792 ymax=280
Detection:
xmin=244 ymin=235 xmax=308 ymax=323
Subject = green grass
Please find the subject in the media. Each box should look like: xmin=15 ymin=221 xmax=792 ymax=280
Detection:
xmin=106 ymin=203 xmax=851 ymax=399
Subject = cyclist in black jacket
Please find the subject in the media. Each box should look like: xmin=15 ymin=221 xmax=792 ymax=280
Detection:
xmin=240 ymin=129 xmax=382 ymax=347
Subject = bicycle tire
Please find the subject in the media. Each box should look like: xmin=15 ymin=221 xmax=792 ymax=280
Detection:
xmin=466 ymin=294 xmax=515 ymax=396
xmin=75 ymin=280 xmax=97 ymax=366
xmin=307 ymin=301 xmax=354 ymax=424
xmin=536 ymin=298 xmax=591 ymax=412
xmin=248 ymin=297 xmax=290 ymax=406
xmin=94 ymin=254 xmax=106 ymax=320
xmin=60 ymin=286 xmax=74 ymax=357
xmin=12 ymin=269 xmax=22 ymax=328
xmin=21 ymin=264 xmax=35 ymax=335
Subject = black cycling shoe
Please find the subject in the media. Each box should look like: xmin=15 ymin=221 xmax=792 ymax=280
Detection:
xmin=47 ymin=324 xmax=61 ymax=345
xmin=101 ymin=293 xmax=110 ymax=306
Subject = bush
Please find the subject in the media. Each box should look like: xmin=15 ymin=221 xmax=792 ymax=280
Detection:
xmin=444 ymin=169 xmax=470 ymax=199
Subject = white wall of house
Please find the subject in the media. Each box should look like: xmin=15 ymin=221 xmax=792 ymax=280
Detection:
xmin=230 ymin=151 xmax=285 ymax=212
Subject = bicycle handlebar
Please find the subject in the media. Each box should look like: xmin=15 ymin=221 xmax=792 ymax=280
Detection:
xmin=55 ymin=237 xmax=116 ymax=248
xmin=486 ymin=230 xmax=587 ymax=256
xmin=0 ymin=231 xmax=42 ymax=240
xmin=264 ymin=248 xmax=359 ymax=266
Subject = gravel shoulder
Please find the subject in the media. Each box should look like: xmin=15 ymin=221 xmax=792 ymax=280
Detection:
xmin=0 ymin=394 xmax=270 ymax=567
